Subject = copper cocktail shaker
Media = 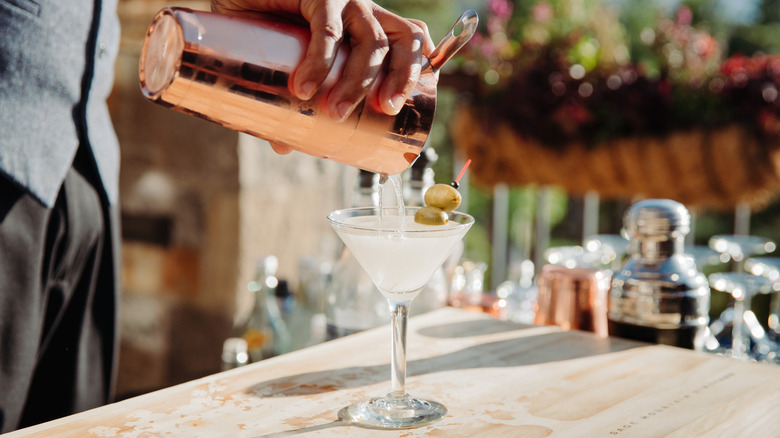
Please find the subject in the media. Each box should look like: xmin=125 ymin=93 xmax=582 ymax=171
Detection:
xmin=139 ymin=7 xmax=477 ymax=176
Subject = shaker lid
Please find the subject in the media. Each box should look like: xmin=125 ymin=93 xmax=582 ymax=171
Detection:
xmin=140 ymin=9 xmax=186 ymax=100
xmin=624 ymin=199 xmax=690 ymax=237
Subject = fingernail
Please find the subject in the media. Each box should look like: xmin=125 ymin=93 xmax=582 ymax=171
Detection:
xmin=299 ymin=82 xmax=316 ymax=100
xmin=388 ymin=94 xmax=406 ymax=113
xmin=336 ymin=101 xmax=354 ymax=121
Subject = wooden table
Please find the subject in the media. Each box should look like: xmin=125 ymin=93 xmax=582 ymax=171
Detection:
xmin=5 ymin=307 xmax=780 ymax=437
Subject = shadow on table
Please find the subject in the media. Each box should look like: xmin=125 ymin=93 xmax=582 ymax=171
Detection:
xmin=243 ymin=327 xmax=644 ymax=399
xmin=251 ymin=406 xmax=415 ymax=437
xmin=250 ymin=419 xmax=347 ymax=437
xmin=243 ymin=324 xmax=646 ymax=435
xmin=416 ymin=318 xmax=534 ymax=338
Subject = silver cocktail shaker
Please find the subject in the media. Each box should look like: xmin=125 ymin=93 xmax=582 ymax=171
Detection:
xmin=139 ymin=7 xmax=477 ymax=176
xmin=608 ymin=199 xmax=710 ymax=350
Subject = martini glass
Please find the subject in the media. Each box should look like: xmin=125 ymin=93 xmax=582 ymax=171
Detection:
xmin=328 ymin=206 xmax=473 ymax=429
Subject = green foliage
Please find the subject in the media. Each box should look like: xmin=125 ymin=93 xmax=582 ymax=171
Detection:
xmin=462 ymin=221 xmax=493 ymax=267
xmin=377 ymin=0 xmax=464 ymax=41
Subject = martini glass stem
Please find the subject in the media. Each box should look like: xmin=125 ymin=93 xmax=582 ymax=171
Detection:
xmin=390 ymin=301 xmax=410 ymax=396
xmin=732 ymin=292 xmax=748 ymax=360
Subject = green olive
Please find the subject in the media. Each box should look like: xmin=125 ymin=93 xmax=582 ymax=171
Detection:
xmin=414 ymin=206 xmax=448 ymax=225
xmin=424 ymin=183 xmax=461 ymax=212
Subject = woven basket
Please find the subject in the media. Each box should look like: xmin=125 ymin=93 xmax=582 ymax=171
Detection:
xmin=451 ymin=105 xmax=780 ymax=210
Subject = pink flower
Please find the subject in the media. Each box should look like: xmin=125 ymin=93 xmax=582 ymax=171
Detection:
xmin=532 ymin=1 xmax=554 ymax=23
xmin=488 ymin=0 xmax=513 ymax=19
xmin=487 ymin=16 xmax=507 ymax=35
xmin=676 ymin=6 xmax=693 ymax=26
xmin=481 ymin=39 xmax=498 ymax=58
xmin=694 ymin=34 xmax=718 ymax=58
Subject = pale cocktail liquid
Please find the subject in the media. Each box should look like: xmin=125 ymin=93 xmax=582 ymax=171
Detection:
xmin=336 ymin=214 xmax=466 ymax=302
xmin=336 ymin=174 xmax=466 ymax=302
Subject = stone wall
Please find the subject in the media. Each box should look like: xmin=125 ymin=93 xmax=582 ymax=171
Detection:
xmin=112 ymin=0 xmax=352 ymax=397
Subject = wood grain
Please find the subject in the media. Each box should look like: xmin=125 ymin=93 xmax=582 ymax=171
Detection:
xmin=5 ymin=307 xmax=779 ymax=437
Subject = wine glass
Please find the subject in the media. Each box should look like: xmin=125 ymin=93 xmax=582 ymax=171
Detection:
xmin=544 ymin=245 xmax=614 ymax=270
xmin=584 ymin=234 xmax=628 ymax=270
xmin=683 ymin=245 xmax=723 ymax=271
xmin=328 ymin=206 xmax=473 ymax=429
xmin=708 ymin=235 xmax=776 ymax=272
xmin=744 ymin=257 xmax=780 ymax=362
xmin=708 ymin=272 xmax=773 ymax=360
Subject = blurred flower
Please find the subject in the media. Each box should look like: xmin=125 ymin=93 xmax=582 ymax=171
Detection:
xmin=453 ymin=0 xmax=780 ymax=148
xmin=532 ymin=1 xmax=553 ymax=22
xmin=489 ymin=0 xmax=513 ymax=19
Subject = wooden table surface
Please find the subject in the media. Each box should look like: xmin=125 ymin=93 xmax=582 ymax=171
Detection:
xmin=5 ymin=307 xmax=780 ymax=437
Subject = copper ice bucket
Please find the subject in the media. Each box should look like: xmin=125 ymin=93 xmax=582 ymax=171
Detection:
xmin=535 ymin=264 xmax=610 ymax=338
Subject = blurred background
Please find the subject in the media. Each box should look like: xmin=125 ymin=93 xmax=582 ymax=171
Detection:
xmin=112 ymin=0 xmax=780 ymax=398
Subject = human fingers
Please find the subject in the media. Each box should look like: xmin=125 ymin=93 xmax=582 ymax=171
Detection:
xmin=211 ymin=0 xmax=297 ymax=17
xmin=408 ymin=18 xmax=436 ymax=55
xmin=212 ymin=0 xmax=429 ymax=121
xmin=289 ymin=0 xmax=349 ymax=103
xmin=372 ymin=11 xmax=434 ymax=115
xmin=211 ymin=0 xmax=348 ymax=109
xmin=269 ymin=142 xmax=293 ymax=155
xmin=297 ymin=0 xmax=390 ymax=121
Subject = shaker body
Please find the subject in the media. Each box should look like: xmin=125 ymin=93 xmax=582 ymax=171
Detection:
xmin=608 ymin=255 xmax=710 ymax=349
xmin=607 ymin=199 xmax=710 ymax=350
xmin=139 ymin=7 xmax=435 ymax=175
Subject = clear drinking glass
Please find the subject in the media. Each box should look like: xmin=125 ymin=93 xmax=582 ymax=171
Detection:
xmin=745 ymin=257 xmax=780 ymax=339
xmin=708 ymin=234 xmax=776 ymax=272
xmin=584 ymin=234 xmax=629 ymax=270
xmin=744 ymin=257 xmax=780 ymax=362
xmin=707 ymin=235 xmax=776 ymax=360
xmin=683 ymin=245 xmax=723 ymax=271
xmin=327 ymin=206 xmax=473 ymax=429
xmin=544 ymin=243 xmax=619 ymax=271
xmin=708 ymin=272 xmax=773 ymax=360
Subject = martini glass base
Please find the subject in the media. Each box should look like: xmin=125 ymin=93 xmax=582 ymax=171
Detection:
xmin=339 ymin=393 xmax=447 ymax=429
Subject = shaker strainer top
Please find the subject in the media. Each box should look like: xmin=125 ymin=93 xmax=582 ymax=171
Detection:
xmin=623 ymin=199 xmax=691 ymax=238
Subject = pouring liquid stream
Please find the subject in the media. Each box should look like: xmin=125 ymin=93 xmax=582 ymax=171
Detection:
xmin=377 ymin=174 xmax=406 ymax=234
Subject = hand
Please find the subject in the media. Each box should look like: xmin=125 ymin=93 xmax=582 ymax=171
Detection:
xmin=211 ymin=0 xmax=434 ymax=125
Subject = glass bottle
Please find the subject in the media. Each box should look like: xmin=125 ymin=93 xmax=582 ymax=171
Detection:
xmin=275 ymin=279 xmax=295 ymax=319
xmin=275 ymin=278 xmax=321 ymax=351
xmin=326 ymin=171 xmax=388 ymax=339
xmin=296 ymin=256 xmax=331 ymax=346
xmin=221 ymin=337 xmax=249 ymax=370
xmin=608 ymin=199 xmax=710 ymax=350
xmin=236 ymin=256 xmax=292 ymax=361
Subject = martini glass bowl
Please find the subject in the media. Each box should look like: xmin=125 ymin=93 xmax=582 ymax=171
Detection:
xmin=328 ymin=206 xmax=473 ymax=429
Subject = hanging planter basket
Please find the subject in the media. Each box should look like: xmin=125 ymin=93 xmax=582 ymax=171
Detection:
xmin=451 ymin=105 xmax=780 ymax=211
